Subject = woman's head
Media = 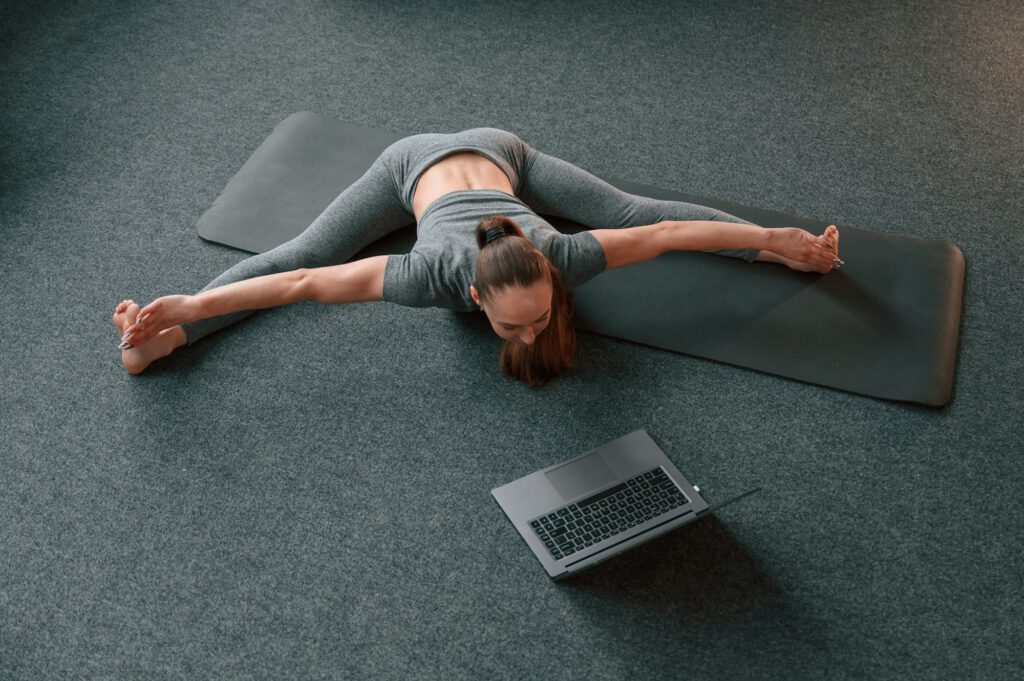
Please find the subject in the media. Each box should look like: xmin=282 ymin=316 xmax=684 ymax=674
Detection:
xmin=470 ymin=215 xmax=576 ymax=387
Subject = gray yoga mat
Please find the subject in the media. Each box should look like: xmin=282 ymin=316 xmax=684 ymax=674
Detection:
xmin=197 ymin=112 xmax=965 ymax=406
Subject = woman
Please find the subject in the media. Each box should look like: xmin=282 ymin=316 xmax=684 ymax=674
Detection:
xmin=113 ymin=128 xmax=840 ymax=385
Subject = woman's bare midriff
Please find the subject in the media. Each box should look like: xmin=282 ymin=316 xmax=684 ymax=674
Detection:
xmin=412 ymin=151 xmax=515 ymax=221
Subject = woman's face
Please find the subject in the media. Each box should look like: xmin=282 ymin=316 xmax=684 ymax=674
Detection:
xmin=472 ymin=279 xmax=553 ymax=346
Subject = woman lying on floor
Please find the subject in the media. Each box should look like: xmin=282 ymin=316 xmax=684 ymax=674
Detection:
xmin=113 ymin=128 xmax=841 ymax=386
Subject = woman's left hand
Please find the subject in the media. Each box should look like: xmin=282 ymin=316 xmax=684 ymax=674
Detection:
xmin=765 ymin=225 xmax=841 ymax=273
xmin=122 ymin=295 xmax=198 ymax=346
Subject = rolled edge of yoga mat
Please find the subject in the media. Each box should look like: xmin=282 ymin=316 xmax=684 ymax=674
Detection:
xmin=931 ymin=241 xmax=966 ymax=406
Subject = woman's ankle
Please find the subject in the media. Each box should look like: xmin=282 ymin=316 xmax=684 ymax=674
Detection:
xmin=166 ymin=325 xmax=188 ymax=351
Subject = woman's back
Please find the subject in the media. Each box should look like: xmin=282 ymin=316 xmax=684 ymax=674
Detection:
xmin=411 ymin=151 xmax=515 ymax=220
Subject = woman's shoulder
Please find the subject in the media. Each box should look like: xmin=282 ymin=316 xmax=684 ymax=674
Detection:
xmin=543 ymin=231 xmax=608 ymax=286
xmin=381 ymin=247 xmax=477 ymax=312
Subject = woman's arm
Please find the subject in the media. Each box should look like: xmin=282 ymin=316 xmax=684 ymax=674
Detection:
xmin=589 ymin=221 xmax=839 ymax=272
xmin=125 ymin=256 xmax=388 ymax=345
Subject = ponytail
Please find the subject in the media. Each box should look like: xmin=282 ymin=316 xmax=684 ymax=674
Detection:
xmin=474 ymin=215 xmax=577 ymax=387
xmin=476 ymin=215 xmax=518 ymax=249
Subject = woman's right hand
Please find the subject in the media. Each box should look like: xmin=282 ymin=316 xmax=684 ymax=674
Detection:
xmin=122 ymin=295 xmax=198 ymax=346
xmin=766 ymin=225 xmax=841 ymax=273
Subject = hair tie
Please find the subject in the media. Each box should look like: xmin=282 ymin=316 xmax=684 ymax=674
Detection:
xmin=484 ymin=226 xmax=506 ymax=245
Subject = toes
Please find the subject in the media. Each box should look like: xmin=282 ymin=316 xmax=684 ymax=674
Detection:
xmin=123 ymin=304 xmax=140 ymax=327
xmin=114 ymin=300 xmax=131 ymax=326
xmin=826 ymin=225 xmax=839 ymax=246
xmin=117 ymin=303 xmax=142 ymax=342
xmin=114 ymin=300 xmax=137 ymax=324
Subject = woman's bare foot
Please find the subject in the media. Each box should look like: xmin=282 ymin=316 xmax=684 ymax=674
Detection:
xmin=822 ymin=224 xmax=840 ymax=260
xmin=112 ymin=300 xmax=186 ymax=374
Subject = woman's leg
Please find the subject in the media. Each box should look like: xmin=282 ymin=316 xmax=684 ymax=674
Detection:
xmin=180 ymin=154 xmax=414 ymax=345
xmin=516 ymin=146 xmax=758 ymax=261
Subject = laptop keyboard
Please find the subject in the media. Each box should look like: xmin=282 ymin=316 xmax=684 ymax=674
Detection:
xmin=529 ymin=467 xmax=689 ymax=561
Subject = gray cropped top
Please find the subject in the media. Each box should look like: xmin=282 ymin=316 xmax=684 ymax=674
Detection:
xmin=382 ymin=189 xmax=607 ymax=311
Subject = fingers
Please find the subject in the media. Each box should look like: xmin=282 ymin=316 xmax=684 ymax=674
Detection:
xmin=805 ymin=239 xmax=835 ymax=271
xmin=781 ymin=226 xmax=843 ymax=273
xmin=768 ymin=226 xmax=843 ymax=273
xmin=137 ymin=299 xmax=158 ymax=324
xmin=813 ymin=225 xmax=843 ymax=272
xmin=121 ymin=326 xmax=140 ymax=346
xmin=825 ymin=225 xmax=842 ymax=271
xmin=121 ymin=303 xmax=154 ymax=346
xmin=133 ymin=301 xmax=159 ymax=335
xmin=127 ymin=320 xmax=151 ymax=344
xmin=823 ymin=230 xmax=836 ymax=250
xmin=814 ymin=246 xmax=838 ymax=273
xmin=817 ymin=226 xmax=837 ymax=249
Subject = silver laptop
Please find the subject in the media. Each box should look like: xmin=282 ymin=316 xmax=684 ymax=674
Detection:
xmin=491 ymin=429 xmax=760 ymax=580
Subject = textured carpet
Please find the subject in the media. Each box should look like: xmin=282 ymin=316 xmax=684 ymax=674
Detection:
xmin=2 ymin=1 xmax=1022 ymax=679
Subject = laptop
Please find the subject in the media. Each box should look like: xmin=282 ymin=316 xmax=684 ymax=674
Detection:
xmin=491 ymin=429 xmax=760 ymax=580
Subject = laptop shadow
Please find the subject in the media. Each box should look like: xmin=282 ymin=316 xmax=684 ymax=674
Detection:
xmin=561 ymin=515 xmax=783 ymax=620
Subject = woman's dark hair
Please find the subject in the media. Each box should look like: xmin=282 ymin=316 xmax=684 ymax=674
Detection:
xmin=473 ymin=215 xmax=576 ymax=387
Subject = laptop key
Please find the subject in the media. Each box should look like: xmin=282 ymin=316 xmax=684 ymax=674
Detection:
xmin=531 ymin=466 xmax=696 ymax=559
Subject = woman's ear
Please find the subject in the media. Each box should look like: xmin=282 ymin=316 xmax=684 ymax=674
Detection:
xmin=470 ymin=285 xmax=482 ymax=308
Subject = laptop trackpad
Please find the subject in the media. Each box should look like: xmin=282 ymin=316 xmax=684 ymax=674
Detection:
xmin=545 ymin=452 xmax=618 ymax=501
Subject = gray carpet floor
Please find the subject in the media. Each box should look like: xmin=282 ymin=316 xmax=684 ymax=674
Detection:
xmin=2 ymin=1 xmax=1022 ymax=679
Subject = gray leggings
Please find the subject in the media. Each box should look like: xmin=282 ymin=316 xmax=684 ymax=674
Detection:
xmin=182 ymin=129 xmax=756 ymax=345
